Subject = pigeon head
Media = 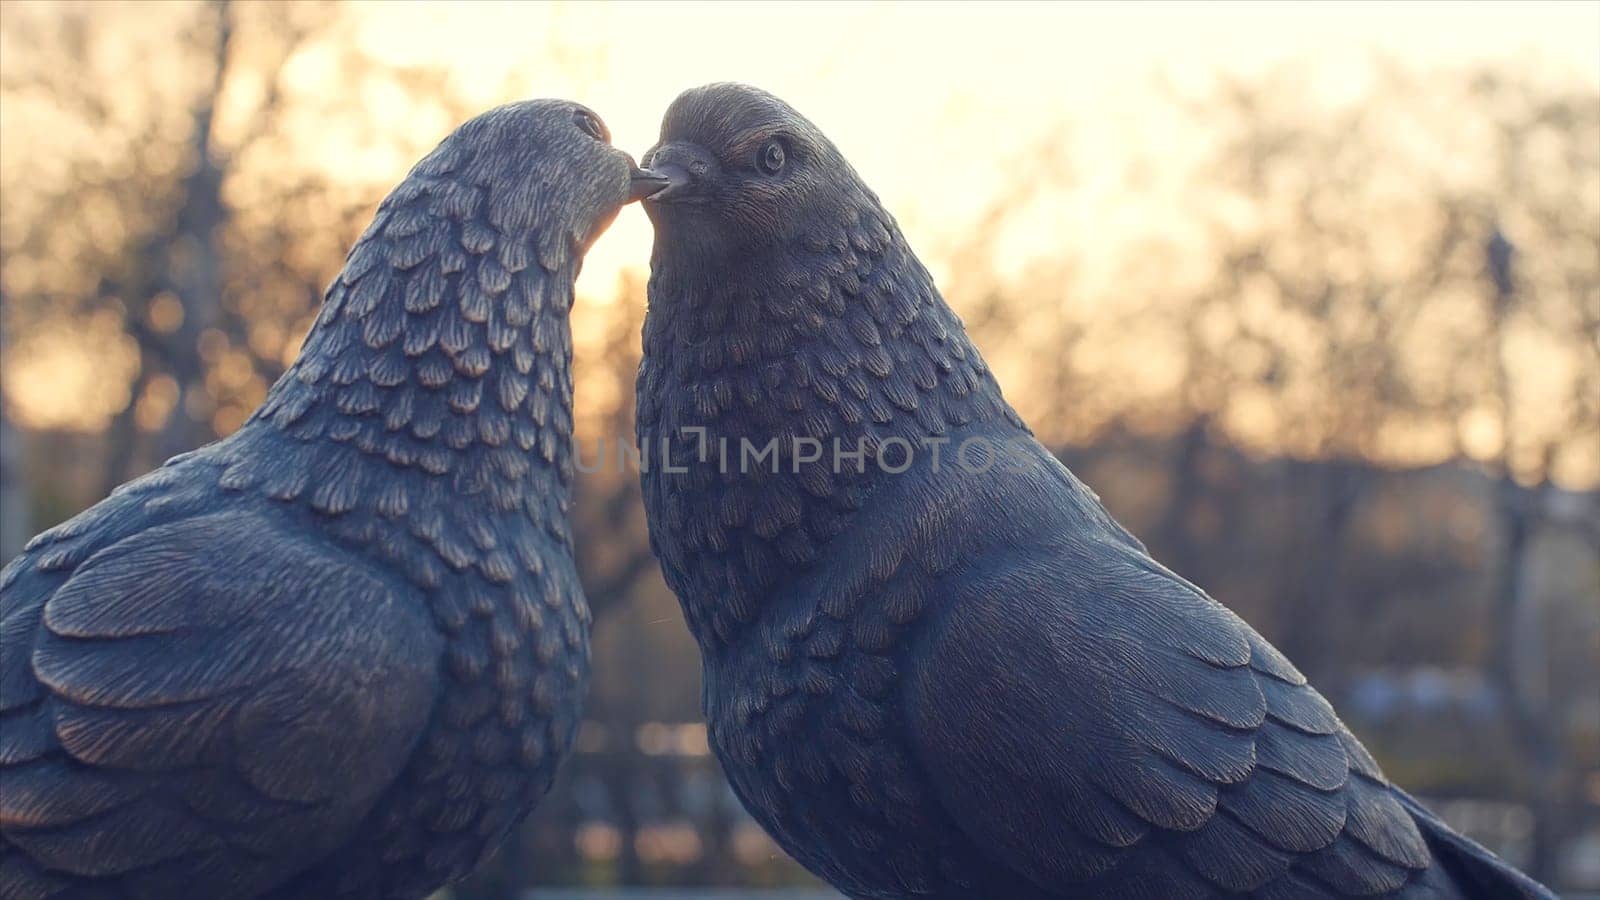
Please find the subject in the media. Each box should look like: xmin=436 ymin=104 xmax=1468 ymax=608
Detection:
xmin=640 ymin=83 xmax=875 ymax=257
xmin=250 ymin=99 xmax=663 ymax=516
xmin=408 ymin=99 xmax=664 ymax=257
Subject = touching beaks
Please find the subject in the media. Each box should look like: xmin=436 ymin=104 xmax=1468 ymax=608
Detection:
xmin=635 ymin=163 xmax=690 ymax=204
xmin=629 ymin=166 xmax=672 ymax=202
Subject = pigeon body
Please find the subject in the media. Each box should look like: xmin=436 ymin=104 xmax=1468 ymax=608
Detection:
xmin=0 ymin=100 xmax=645 ymax=900
xmin=634 ymin=83 xmax=1554 ymax=900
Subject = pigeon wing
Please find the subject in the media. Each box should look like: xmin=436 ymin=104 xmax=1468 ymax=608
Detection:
xmin=0 ymin=510 xmax=440 ymax=898
xmin=902 ymin=480 xmax=1433 ymax=897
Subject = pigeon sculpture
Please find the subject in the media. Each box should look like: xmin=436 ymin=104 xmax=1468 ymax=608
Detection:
xmin=632 ymin=82 xmax=1554 ymax=900
xmin=0 ymin=99 xmax=665 ymax=900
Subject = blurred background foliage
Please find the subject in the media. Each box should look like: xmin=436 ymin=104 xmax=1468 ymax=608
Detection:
xmin=0 ymin=1 xmax=1596 ymax=896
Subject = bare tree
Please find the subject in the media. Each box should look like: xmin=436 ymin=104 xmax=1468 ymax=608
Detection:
xmin=1177 ymin=64 xmax=1596 ymax=880
xmin=0 ymin=0 xmax=478 ymax=498
xmin=933 ymin=61 xmax=1596 ymax=882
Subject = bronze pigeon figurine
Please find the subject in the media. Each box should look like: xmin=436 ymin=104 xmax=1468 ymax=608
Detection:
xmin=0 ymin=99 xmax=664 ymax=899
xmin=633 ymin=83 xmax=1554 ymax=900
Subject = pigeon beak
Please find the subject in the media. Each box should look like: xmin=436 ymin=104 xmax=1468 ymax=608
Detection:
xmin=629 ymin=166 xmax=672 ymax=202
xmin=638 ymin=163 xmax=691 ymax=204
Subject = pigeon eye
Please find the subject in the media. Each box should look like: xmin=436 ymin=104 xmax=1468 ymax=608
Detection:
xmin=574 ymin=110 xmax=608 ymax=143
xmin=758 ymin=140 xmax=786 ymax=175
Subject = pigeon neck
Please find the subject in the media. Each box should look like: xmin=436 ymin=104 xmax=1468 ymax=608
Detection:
xmin=231 ymin=183 xmax=581 ymax=531
xmin=638 ymin=209 xmax=1023 ymax=649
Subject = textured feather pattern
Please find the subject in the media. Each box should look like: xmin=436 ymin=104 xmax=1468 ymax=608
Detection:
xmin=0 ymin=99 xmax=624 ymax=900
xmin=635 ymin=84 xmax=1554 ymax=899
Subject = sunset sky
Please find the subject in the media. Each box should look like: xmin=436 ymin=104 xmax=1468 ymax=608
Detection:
xmin=2 ymin=1 xmax=1596 ymax=483
xmin=339 ymin=1 xmax=1600 ymax=294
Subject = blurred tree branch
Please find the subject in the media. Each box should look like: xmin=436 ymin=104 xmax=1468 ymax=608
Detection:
xmin=0 ymin=0 xmax=482 ymax=486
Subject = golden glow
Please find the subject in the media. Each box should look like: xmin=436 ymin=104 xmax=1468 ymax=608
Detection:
xmin=2 ymin=1 xmax=1596 ymax=485
xmin=6 ymin=312 xmax=139 ymax=431
xmin=145 ymin=293 xmax=185 ymax=334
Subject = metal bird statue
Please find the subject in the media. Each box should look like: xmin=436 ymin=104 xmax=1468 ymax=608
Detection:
xmin=0 ymin=99 xmax=665 ymax=900
xmin=632 ymin=83 xmax=1554 ymax=900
